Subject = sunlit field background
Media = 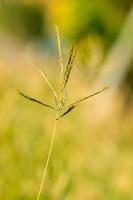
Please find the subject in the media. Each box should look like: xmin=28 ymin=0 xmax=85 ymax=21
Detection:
xmin=0 ymin=0 xmax=133 ymax=199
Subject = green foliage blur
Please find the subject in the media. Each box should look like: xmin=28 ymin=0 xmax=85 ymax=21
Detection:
xmin=0 ymin=2 xmax=45 ymax=39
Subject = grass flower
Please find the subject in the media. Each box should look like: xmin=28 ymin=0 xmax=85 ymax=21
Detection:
xmin=19 ymin=26 xmax=109 ymax=200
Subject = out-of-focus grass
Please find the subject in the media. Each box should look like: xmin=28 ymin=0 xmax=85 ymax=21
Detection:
xmin=0 ymin=62 xmax=133 ymax=200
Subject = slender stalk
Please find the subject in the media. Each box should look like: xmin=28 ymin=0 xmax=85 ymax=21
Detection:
xmin=36 ymin=112 xmax=59 ymax=200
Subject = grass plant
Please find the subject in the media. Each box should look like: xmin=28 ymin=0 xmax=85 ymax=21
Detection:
xmin=19 ymin=27 xmax=109 ymax=200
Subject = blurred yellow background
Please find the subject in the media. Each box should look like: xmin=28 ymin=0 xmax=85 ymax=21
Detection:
xmin=0 ymin=0 xmax=133 ymax=199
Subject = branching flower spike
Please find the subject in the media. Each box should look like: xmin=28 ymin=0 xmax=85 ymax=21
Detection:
xmin=19 ymin=27 xmax=109 ymax=200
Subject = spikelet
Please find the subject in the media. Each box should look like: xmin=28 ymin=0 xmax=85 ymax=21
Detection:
xmin=38 ymin=68 xmax=58 ymax=106
xmin=61 ymin=46 xmax=77 ymax=91
xmin=19 ymin=91 xmax=56 ymax=110
xmin=55 ymin=25 xmax=64 ymax=76
xmin=57 ymin=89 xmax=67 ymax=111
xmin=65 ymin=87 xmax=109 ymax=107
xmin=57 ymin=105 xmax=76 ymax=120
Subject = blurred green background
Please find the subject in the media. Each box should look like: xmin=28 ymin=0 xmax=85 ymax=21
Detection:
xmin=0 ymin=0 xmax=133 ymax=199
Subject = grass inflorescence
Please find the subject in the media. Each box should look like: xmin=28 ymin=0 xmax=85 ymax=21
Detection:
xmin=19 ymin=26 xmax=109 ymax=200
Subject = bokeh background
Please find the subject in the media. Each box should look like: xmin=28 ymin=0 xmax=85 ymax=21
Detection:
xmin=0 ymin=0 xmax=133 ymax=199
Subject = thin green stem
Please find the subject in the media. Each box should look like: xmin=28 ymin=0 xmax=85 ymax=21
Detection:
xmin=36 ymin=112 xmax=59 ymax=200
